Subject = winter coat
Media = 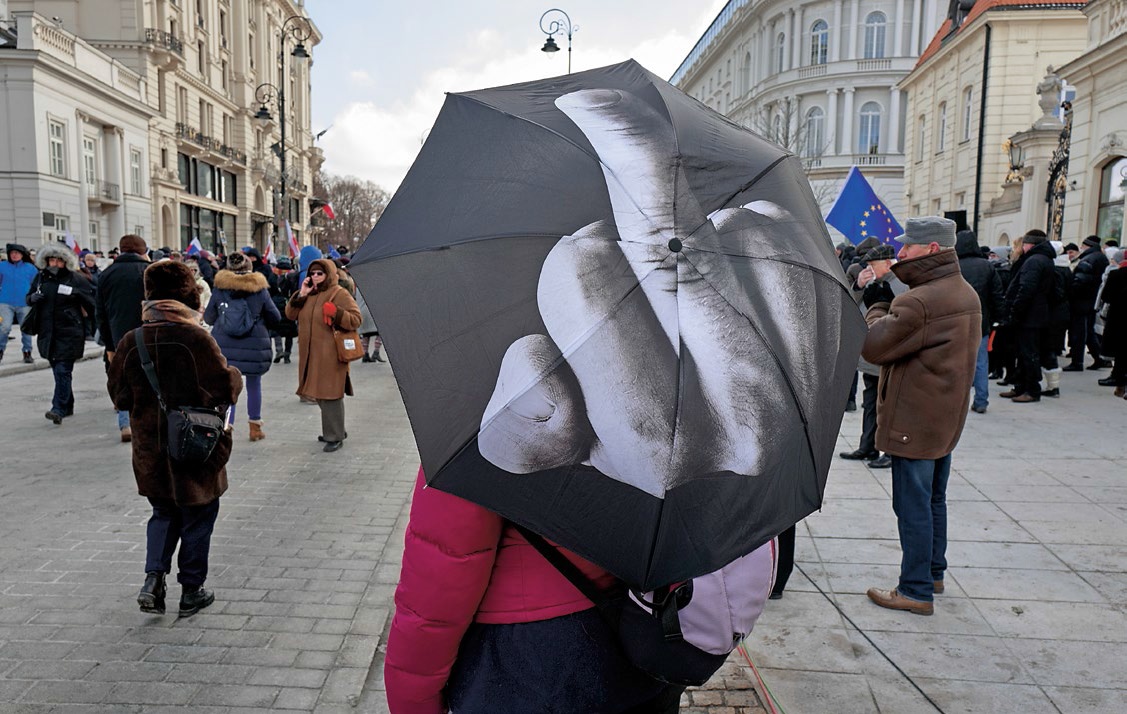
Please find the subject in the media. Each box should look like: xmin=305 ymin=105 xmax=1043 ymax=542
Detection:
xmin=95 ymin=252 xmax=150 ymax=350
xmin=385 ymin=469 xmax=617 ymax=714
xmin=1098 ymin=266 xmax=1127 ymax=360
xmin=858 ymin=272 xmax=908 ymax=377
xmin=1071 ymin=246 xmax=1110 ymax=307
xmin=956 ymin=231 xmax=1005 ymax=336
xmin=108 ymin=300 xmax=242 ymax=507
xmin=1004 ymin=242 xmax=1056 ymax=329
xmin=284 ymin=259 xmax=362 ymax=400
xmin=26 ymin=245 xmax=96 ymax=362
xmin=0 ymin=253 xmax=38 ymax=306
xmin=268 ymin=267 xmax=299 ymax=339
xmin=204 ymin=270 xmax=281 ymax=376
xmin=862 ymin=249 xmax=981 ymax=459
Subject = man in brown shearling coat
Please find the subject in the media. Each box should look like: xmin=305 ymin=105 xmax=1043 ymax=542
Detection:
xmin=858 ymin=217 xmax=981 ymax=616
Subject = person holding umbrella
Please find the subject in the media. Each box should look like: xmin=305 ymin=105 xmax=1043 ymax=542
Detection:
xmin=284 ymin=258 xmax=361 ymax=451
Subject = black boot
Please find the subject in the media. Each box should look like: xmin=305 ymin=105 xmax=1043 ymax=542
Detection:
xmin=274 ymin=353 xmax=284 ymax=363
xmin=373 ymin=352 xmax=386 ymax=362
xmin=23 ymin=351 xmax=33 ymax=364
xmin=1061 ymin=362 xmax=1084 ymax=372
xmin=137 ymin=572 xmax=166 ymax=614
xmin=361 ymin=354 xmax=372 ymax=363
xmin=179 ymin=585 xmax=215 ymax=617
xmin=282 ymin=353 xmax=291 ymax=364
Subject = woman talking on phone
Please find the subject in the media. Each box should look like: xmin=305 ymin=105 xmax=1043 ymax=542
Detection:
xmin=285 ymin=257 xmax=362 ymax=452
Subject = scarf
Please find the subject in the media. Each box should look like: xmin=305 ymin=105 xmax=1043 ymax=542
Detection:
xmin=141 ymin=299 xmax=203 ymax=325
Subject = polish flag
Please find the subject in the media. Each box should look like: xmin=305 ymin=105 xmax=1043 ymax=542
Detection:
xmin=64 ymin=230 xmax=81 ymax=255
xmin=186 ymin=237 xmax=203 ymax=256
xmin=285 ymin=219 xmax=300 ymax=258
xmin=263 ymin=240 xmax=276 ymax=264
xmin=320 ymin=202 xmax=336 ymax=221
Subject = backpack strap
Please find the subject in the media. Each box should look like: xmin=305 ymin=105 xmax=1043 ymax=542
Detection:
xmin=131 ymin=327 xmax=169 ymax=414
xmin=512 ymin=524 xmax=610 ymax=610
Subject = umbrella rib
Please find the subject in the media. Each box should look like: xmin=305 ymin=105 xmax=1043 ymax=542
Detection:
xmin=712 ymin=154 xmax=792 ymax=213
xmin=353 ymin=232 xmax=569 ymax=263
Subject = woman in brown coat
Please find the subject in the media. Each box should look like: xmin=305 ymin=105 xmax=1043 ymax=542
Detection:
xmin=285 ymin=258 xmax=362 ymax=452
xmin=108 ymin=261 xmax=243 ymax=617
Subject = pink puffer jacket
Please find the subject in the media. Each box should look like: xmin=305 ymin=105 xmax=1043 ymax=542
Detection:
xmin=384 ymin=468 xmax=617 ymax=714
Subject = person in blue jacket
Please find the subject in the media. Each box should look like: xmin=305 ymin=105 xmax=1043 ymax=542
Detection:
xmin=204 ymin=251 xmax=280 ymax=441
xmin=1 ymin=243 xmax=40 ymax=363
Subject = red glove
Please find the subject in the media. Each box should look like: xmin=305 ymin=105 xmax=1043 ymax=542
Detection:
xmin=322 ymin=301 xmax=338 ymax=326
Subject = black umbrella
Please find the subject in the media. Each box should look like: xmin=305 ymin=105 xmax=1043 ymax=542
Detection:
xmin=350 ymin=60 xmax=865 ymax=590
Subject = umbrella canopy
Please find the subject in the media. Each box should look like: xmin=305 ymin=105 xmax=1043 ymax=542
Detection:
xmin=350 ymin=60 xmax=865 ymax=590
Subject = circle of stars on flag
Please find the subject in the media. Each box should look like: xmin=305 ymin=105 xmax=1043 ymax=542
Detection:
xmin=859 ymin=203 xmax=898 ymax=243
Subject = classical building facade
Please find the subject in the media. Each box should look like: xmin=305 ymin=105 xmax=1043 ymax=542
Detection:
xmin=1 ymin=0 xmax=322 ymax=253
xmin=1059 ymin=0 xmax=1127 ymax=244
xmin=672 ymin=0 xmax=947 ymax=236
xmin=0 ymin=12 xmax=155 ymax=252
xmin=900 ymin=0 xmax=1088 ymax=244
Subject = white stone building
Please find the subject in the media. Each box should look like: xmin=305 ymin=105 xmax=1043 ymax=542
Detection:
xmin=671 ymin=0 xmax=947 ymax=239
xmin=0 ymin=12 xmax=155 ymax=251
xmin=0 ymin=0 xmax=322 ymax=253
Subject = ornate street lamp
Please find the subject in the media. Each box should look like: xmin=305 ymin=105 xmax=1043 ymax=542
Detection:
xmin=539 ymin=8 xmax=576 ymax=75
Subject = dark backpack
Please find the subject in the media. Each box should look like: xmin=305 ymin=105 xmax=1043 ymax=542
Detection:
xmin=1049 ymin=267 xmax=1070 ymax=308
xmin=215 ymin=295 xmax=256 ymax=337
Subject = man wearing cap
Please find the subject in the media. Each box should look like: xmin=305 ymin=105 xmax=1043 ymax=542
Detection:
xmin=860 ymin=217 xmax=980 ymax=616
xmin=1064 ymin=235 xmax=1111 ymax=371
xmin=0 ymin=243 xmax=39 ymax=363
xmin=840 ymin=243 xmax=907 ymax=469
xmin=1002 ymin=230 xmax=1057 ymax=402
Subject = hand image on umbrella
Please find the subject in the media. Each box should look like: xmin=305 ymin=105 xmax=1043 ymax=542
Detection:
xmin=350 ymin=60 xmax=866 ymax=590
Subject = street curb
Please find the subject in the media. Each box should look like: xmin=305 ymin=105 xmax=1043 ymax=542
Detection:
xmin=0 ymin=345 xmax=103 ymax=379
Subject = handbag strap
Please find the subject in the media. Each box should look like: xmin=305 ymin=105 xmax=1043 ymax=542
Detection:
xmin=131 ymin=327 xmax=169 ymax=414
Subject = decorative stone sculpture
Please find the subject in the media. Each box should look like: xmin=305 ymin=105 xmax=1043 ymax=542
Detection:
xmin=1034 ymin=67 xmax=1065 ymax=130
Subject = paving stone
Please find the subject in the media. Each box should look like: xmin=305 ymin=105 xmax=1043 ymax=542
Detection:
xmin=247 ymin=666 xmax=328 ymax=688
xmin=104 ymin=681 xmax=200 ymax=705
xmin=190 ymin=684 xmax=280 ymax=707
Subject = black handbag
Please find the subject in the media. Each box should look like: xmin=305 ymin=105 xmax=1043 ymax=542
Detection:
xmin=132 ymin=328 xmax=227 ymax=464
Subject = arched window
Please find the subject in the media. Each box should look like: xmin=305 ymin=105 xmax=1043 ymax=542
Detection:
xmin=858 ymin=101 xmax=881 ymax=154
xmin=1097 ymin=156 xmax=1127 ymax=242
xmin=776 ymin=33 xmax=786 ymax=74
xmin=742 ymin=51 xmax=753 ymax=92
xmin=810 ymin=20 xmax=829 ymax=65
xmin=804 ymin=107 xmax=825 ymax=157
xmin=936 ymin=102 xmax=947 ymax=153
xmin=864 ymin=12 xmax=886 ymax=59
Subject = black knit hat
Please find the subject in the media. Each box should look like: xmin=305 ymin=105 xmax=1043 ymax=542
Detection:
xmin=1063 ymin=243 xmax=1079 ymax=252
xmin=1082 ymin=235 xmax=1101 ymax=248
xmin=144 ymin=261 xmax=200 ymax=310
xmin=1022 ymin=230 xmax=1048 ymax=246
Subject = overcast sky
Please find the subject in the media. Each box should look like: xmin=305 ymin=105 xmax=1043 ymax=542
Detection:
xmin=305 ymin=0 xmax=728 ymax=193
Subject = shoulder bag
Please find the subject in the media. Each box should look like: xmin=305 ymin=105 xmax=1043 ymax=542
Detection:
xmin=132 ymin=327 xmax=227 ymax=463
xmin=328 ymin=287 xmax=365 ymax=363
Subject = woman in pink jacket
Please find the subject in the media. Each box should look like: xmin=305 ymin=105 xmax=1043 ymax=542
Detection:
xmin=385 ymin=468 xmax=685 ymax=713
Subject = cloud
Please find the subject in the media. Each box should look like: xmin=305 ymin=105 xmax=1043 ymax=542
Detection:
xmin=348 ymin=70 xmax=375 ymax=87
xmin=320 ymin=25 xmax=703 ymax=193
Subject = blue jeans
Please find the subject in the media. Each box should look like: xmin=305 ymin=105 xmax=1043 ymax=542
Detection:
xmin=890 ymin=453 xmax=952 ymax=602
xmin=145 ymin=497 xmax=220 ymax=587
xmin=972 ymin=335 xmax=989 ymax=409
xmin=227 ymin=374 xmax=261 ymax=423
xmin=117 ymin=410 xmax=130 ymax=430
xmin=49 ymin=360 xmax=75 ymax=415
xmin=0 ymin=303 xmax=33 ymax=353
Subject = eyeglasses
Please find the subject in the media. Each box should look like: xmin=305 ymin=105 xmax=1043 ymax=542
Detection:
xmin=308 ymin=270 xmax=325 ymax=276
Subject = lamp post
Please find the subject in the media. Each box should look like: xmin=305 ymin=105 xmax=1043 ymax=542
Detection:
xmin=539 ymin=8 xmax=576 ymax=75
xmin=253 ymin=14 xmax=312 ymax=252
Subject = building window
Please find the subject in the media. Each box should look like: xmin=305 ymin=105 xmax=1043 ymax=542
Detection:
xmin=88 ymin=221 xmax=99 ymax=252
xmin=197 ymin=40 xmax=205 ymax=74
xmin=864 ymin=12 xmax=887 ymax=59
xmin=219 ymin=10 xmax=228 ymax=48
xmin=858 ymin=102 xmax=881 ymax=154
xmin=1096 ymin=157 xmax=1127 ymax=242
xmin=48 ymin=119 xmax=66 ymax=177
xmin=803 ymin=107 xmax=825 ymax=157
xmin=810 ymin=20 xmax=829 ymax=65
xmin=955 ymin=191 xmax=966 ymax=207
xmin=53 ymin=214 xmax=69 ymax=243
xmin=130 ymin=148 xmax=143 ymax=196
xmin=776 ymin=33 xmax=786 ymax=74
xmin=83 ymin=136 xmax=97 ymax=188
xmin=249 ymin=32 xmax=256 ymax=69
xmin=916 ymin=115 xmax=926 ymax=162
xmin=962 ymin=87 xmax=974 ymax=142
xmin=221 ymin=59 xmax=228 ymax=90
xmin=936 ymin=103 xmax=947 ymax=153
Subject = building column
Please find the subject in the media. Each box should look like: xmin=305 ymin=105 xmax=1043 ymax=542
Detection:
xmin=850 ymin=0 xmax=861 ymax=60
xmin=75 ymin=110 xmax=91 ymax=246
xmin=108 ymin=128 xmax=126 ymax=240
xmin=842 ymin=88 xmax=855 ymax=156
xmin=794 ymin=7 xmax=805 ymax=68
xmin=910 ymin=0 xmax=922 ymax=55
xmin=894 ymin=0 xmax=906 ymax=57
xmin=888 ymin=87 xmax=901 ymax=155
xmin=832 ymin=0 xmax=844 ymax=62
xmin=788 ymin=9 xmax=797 ymax=70
xmin=923 ymin=0 xmax=938 ymax=48
xmin=764 ymin=21 xmax=774 ymax=76
xmin=827 ymin=88 xmax=839 ymax=155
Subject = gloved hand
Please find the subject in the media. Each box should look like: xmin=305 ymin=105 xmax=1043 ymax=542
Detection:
xmin=27 ymin=291 xmax=44 ymax=305
xmin=322 ymin=301 xmax=338 ymax=326
xmin=862 ymin=280 xmax=895 ymax=308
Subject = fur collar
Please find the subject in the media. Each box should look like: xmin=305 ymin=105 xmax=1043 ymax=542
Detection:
xmin=214 ymin=269 xmax=268 ymax=292
xmin=142 ymin=299 xmax=203 ymax=325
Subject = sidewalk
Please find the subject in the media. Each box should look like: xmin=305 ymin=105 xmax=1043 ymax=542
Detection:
xmin=740 ymin=370 xmax=1127 ymax=713
xmin=1 ymin=329 xmax=102 ymax=378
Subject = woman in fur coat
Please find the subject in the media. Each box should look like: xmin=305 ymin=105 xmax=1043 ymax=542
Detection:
xmin=107 ymin=261 xmax=242 ymax=617
xmin=26 ymin=243 xmax=96 ymax=424
xmin=285 ymin=258 xmax=362 ymax=452
xmin=204 ymin=251 xmax=280 ymax=441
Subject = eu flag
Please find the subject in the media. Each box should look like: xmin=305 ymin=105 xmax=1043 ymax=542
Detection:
xmin=825 ymin=167 xmax=904 ymax=252
xmin=328 ymin=245 xmax=342 ymax=260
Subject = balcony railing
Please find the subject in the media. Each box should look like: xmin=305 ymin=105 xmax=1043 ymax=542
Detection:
xmin=144 ymin=28 xmax=183 ymax=56
xmin=175 ymin=122 xmax=247 ymax=165
xmin=853 ymin=153 xmax=889 ymax=166
xmin=88 ymin=180 xmax=120 ymax=203
xmin=856 ymin=58 xmax=892 ymax=72
xmin=797 ymin=64 xmax=828 ymax=79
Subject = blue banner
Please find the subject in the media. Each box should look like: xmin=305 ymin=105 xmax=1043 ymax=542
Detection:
xmin=826 ymin=167 xmax=904 ymax=252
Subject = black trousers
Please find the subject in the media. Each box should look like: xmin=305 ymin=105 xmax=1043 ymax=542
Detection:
xmin=1111 ymin=357 xmax=1127 ymax=387
xmin=1068 ymin=306 xmax=1102 ymax=364
xmin=1015 ymin=327 xmax=1045 ymax=397
xmin=772 ymin=525 xmax=796 ymax=597
xmin=860 ymin=374 xmax=879 ymax=454
xmin=145 ymin=497 xmax=220 ymax=587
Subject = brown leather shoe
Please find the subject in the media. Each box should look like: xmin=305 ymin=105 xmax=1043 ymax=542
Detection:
xmin=120 ymin=427 xmax=132 ymax=443
xmin=866 ymin=587 xmax=933 ymax=616
xmin=933 ymin=580 xmax=944 ymax=594
xmin=998 ymin=389 xmax=1022 ymax=399
xmin=248 ymin=421 xmax=265 ymax=442
xmin=1012 ymin=393 xmax=1040 ymax=403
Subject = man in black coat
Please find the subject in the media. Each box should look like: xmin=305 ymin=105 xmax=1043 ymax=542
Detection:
xmin=956 ymin=230 xmax=1005 ymax=412
xmin=1064 ymin=235 xmax=1111 ymax=370
xmin=95 ymin=234 xmax=150 ymax=441
xmin=1001 ymin=230 xmax=1056 ymax=402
